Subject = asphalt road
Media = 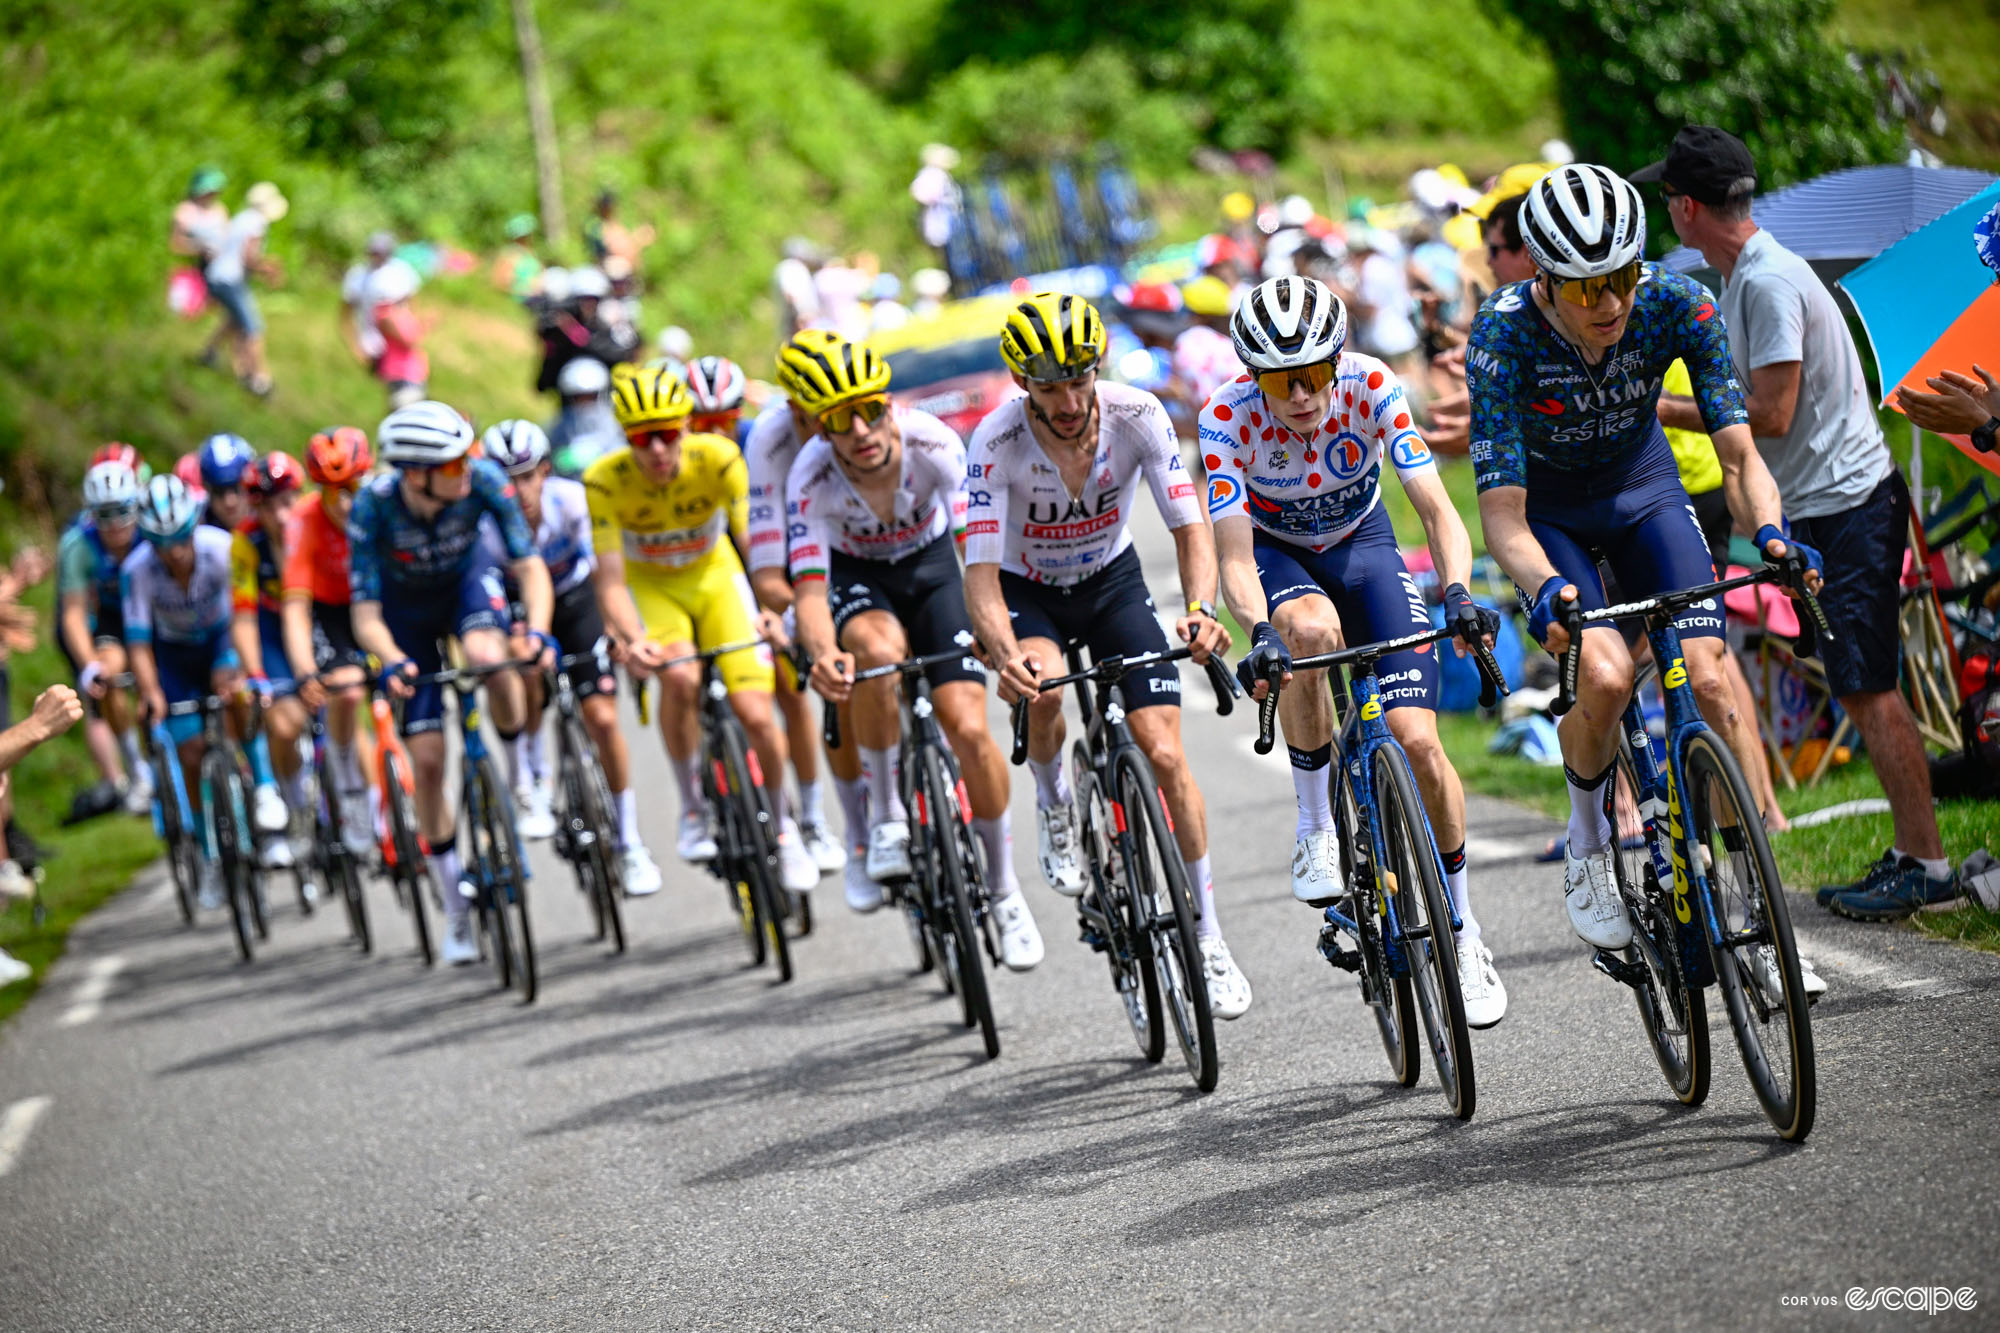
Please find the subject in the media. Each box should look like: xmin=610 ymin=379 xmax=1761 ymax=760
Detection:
xmin=5 ymin=534 xmax=1998 ymax=1331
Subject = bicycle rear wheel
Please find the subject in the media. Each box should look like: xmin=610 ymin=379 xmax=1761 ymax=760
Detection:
xmin=1684 ymin=732 xmax=1814 ymax=1141
xmin=382 ymin=747 xmax=434 ymax=965
xmin=721 ymin=720 xmax=790 ymax=983
xmin=565 ymin=716 xmax=626 ymax=954
xmin=922 ymin=748 xmax=997 ymax=1059
xmin=1118 ymin=755 xmax=1216 ymax=1092
xmin=1374 ymin=745 xmax=1473 ymax=1119
xmin=205 ymin=754 xmax=256 ymax=963
xmin=1611 ymin=746 xmax=1708 ymax=1106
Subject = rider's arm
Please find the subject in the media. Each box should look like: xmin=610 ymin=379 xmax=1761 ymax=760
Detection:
xmin=231 ymin=606 xmax=266 ymax=680
xmin=59 ymin=590 xmax=96 ymax=669
xmin=1710 ymin=422 xmax=1786 ymax=541
xmin=281 ymin=593 xmax=318 ymax=684
xmin=1404 ymin=470 xmax=1475 ymax=592
xmin=350 ymin=600 xmax=403 ymax=668
xmin=590 ymin=549 xmax=648 ymax=649
xmin=228 ymin=531 xmax=266 ymax=678
xmin=1213 ymin=515 xmax=1271 ymax=631
xmin=964 ymin=563 xmax=1020 ymax=668
xmin=128 ymin=640 xmax=163 ymax=716
xmin=1168 ymin=519 xmax=1220 ymax=611
xmin=749 ymin=567 xmax=795 ymax=615
xmin=792 ymin=575 xmax=838 ymax=663
xmin=721 ymin=450 xmax=752 ymax=561
xmin=511 ymin=555 xmax=554 ymax=636
xmin=1477 ymin=485 xmax=1561 ymax=595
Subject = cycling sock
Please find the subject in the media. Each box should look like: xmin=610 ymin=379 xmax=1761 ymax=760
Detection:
xmin=671 ymin=753 xmax=702 ymax=811
xmin=427 ymin=837 xmax=464 ymax=918
xmin=1564 ymin=761 xmax=1615 ymax=857
xmin=1027 ymin=753 xmax=1071 ymax=808
xmin=797 ymin=778 xmax=825 ymax=828
xmin=1440 ymin=843 xmax=1480 ymax=944
xmin=280 ymin=767 xmax=308 ymax=812
xmin=1289 ymin=743 xmax=1334 ymax=835
xmin=329 ymin=739 xmax=363 ymax=793
xmin=1894 ymin=847 xmax=1952 ymax=881
xmin=618 ymin=788 xmax=639 ymax=849
xmin=973 ymin=813 xmax=1018 ymax=896
xmin=1183 ymin=853 xmax=1220 ymax=942
xmin=248 ymin=732 xmax=276 ymax=788
xmin=504 ymin=734 xmax=525 ymax=790
xmin=860 ymin=746 xmax=905 ymax=824
xmin=119 ymin=728 xmax=144 ymax=772
xmin=523 ymin=726 xmax=547 ymax=783
xmin=834 ymin=776 xmax=868 ymax=852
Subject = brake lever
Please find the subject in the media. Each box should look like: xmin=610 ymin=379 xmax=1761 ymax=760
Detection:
xmin=1551 ymin=600 xmax=1583 ymax=718
xmin=1009 ymin=696 xmax=1032 ymax=766
xmin=1202 ymin=653 xmax=1239 ymax=716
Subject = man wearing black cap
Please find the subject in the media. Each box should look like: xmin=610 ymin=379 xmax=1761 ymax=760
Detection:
xmin=1640 ymin=124 xmax=1960 ymax=921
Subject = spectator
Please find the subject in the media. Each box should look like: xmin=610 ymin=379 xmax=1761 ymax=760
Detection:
xmin=773 ymin=237 xmax=824 ymax=339
xmin=584 ymin=189 xmax=655 ymax=271
xmin=170 ymin=166 xmax=230 ymax=363
xmin=340 ymin=231 xmax=419 ymax=379
xmin=533 ymin=268 xmax=637 ymax=394
xmin=909 ymin=268 xmax=950 ymax=320
xmin=1347 ymin=225 xmax=1422 ymax=380
xmin=909 ymin=144 xmax=964 ymax=278
xmin=492 ymin=214 xmax=543 ymax=300
xmin=1894 ymin=201 xmax=2000 ymax=450
xmin=544 ymin=358 xmax=624 ymax=478
xmin=603 ymin=256 xmax=644 ymax=332
xmin=1431 ymin=194 xmax=1541 ymax=453
xmin=868 ymin=273 xmax=911 ymax=333
xmin=1172 ymin=275 xmax=1244 ymax=409
xmin=0 ymin=685 xmax=86 ymax=986
xmin=201 ymin=181 xmax=287 ymax=397
xmin=1643 ymin=124 xmax=1959 ymax=917
xmin=372 ymin=261 xmax=431 ymax=410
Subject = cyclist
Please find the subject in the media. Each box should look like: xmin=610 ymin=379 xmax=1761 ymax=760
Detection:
xmin=59 ymin=459 xmax=150 ymax=813
xmin=782 ymin=335 xmax=1044 ymax=967
xmin=123 ymin=475 xmax=243 ymax=910
xmin=231 ymin=452 xmax=310 ymax=866
xmin=197 ymin=432 xmax=257 ymax=534
xmin=585 ymin=366 xmax=819 ymax=897
xmin=482 ymin=419 xmax=663 ymax=896
xmin=684 ymin=354 xmax=750 ymax=446
xmin=743 ymin=329 xmax=855 ymax=887
xmin=349 ymin=400 xmax=556 ymax=966
xmin=1467 ymin=164 xmax=1820 ymax=958
xmin=963 ymin=291 xmax=1253 ymax=1018
xmin=281 ymin=426 xmax=377 ymax=856
xmin=1208 ymin=275 xmax=1507 ymax=1028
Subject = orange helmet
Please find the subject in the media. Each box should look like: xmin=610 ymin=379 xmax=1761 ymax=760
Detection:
xmin=306 ymin=426 xmax=373 ymax=486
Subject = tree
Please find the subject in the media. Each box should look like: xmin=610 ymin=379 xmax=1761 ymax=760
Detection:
xmin=1499 ymin=0 xmax=1901 ymax=189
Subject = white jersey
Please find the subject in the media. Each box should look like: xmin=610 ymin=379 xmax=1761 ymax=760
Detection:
xmin=121 ymin=525 xmax=235 ymax=647
xmin=1199 ymin=353 xmax=1437 ymax=552
xmin=480 ymin=475 xmax=595 ymax=597
xmin=743 ymin=401 xmax=802 ymax=575
xmin=963 ymin=379 xmax=1201 ymax=585
xmin=785 ymin=407 xmax=966 ymax=580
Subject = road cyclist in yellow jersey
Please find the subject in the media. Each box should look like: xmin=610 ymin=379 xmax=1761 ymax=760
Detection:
xmin=585 ymin=365 xmax=820 ymax=897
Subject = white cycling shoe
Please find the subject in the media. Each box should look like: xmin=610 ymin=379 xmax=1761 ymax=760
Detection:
xmin=123 ymin=770 xmax=156 ymax=817
xmin=1036 ymin=803 xmax=1084 ymax=897
xmin=338 ymin=793 xmax=375 ymax=858
xmin=196 ymin=860 xmax=225 ymax=912
xmin=259 ymin=835 xmax=295 ymax=870
xmin=1564 ymin=845 xmax=1633 ymax=949
xmin=253 ymin=783 xmax=290 ymax=835
xmin=676 ymin=810 xmax=718 ymax=863
xmin=439 ymin=911 xmax=479 ymax=965
xmin=1200 ymin=937 xmax=1253 ymax=1019
xmin=1750 ymin=945 xmax=1829 ymax=1007
xmin=515 ymin=779 xmax=556 ymax=841
xmin=800 ymin=820 xmax=847 ymax=874
xmin=1291 ymin=830 xmax=1342 ymax=903
xmin=1456 ymin=939 xmax=1507 ymax=1028
xmin=621 ymin=845 xmax=664 ymax=897
xmin=844 ymin=857 xmax=885 ymax=913
xmin=776 ymin=819 xmax=820 ymax=894
xmin=993 ymin=892 xmax=1044 ymax=971
xmin=866 ymin=820 xmax=912 ymax=883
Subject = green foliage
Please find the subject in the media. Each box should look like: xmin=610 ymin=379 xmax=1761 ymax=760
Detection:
xmin=230 ymin=0 xmax=485 ymax=178
xmin=1298 ymin=2 xmax=1554 ymax=140
xmin=1498 ymin=0 xmax=1903 ymax=186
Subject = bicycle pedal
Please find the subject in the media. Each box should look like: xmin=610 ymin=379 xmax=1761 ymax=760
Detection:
xmin=1077 ymin=923 xmax=1108 ymax=953
xmin=1316 ymin=923 xmax=1361 ymax=972
xmin=1591 ymin=948 xmax=1647 ymax=989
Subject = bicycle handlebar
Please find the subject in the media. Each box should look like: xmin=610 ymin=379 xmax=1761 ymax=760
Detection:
xmin=1006 ymin=645 xmax=1240 ymax=766
xmin=818 ymin=641 xmax=976 ymax=751
xmin=1249 ymin=621 xmax=1508 ymax=756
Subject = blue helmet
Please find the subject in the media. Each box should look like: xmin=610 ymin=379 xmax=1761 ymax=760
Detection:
xmin=136 ymin=475 xmax=204 ymax=546
xmin=197 ymin=432 xmax=257 ymax=487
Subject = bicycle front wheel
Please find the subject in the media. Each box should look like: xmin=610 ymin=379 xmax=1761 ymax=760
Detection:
xmin=1083 ymin=760 xmax=1161 ymax=1064
xmin=205 ymin=756 xmax=257 ymax=963
xmin=475 ymin=756 xmax=537 ymax=1003
xmin=565 ymin=716 xmax=626 ymax=954
xmin=1684 ymin=732 xmax=1814 ymax=1141
xmin=382 ymin=746 xmax=434 ymax=965
xmin=922 ymin=748 xmax=997 ymax=1059
xmin=1612 ymin=745 xmax=1708 ymax=1106
xmin=1374 ymin=745 xmax=1473 ymax=1120
xmin=1118 ymin=755 xmax=1216 ymax=1093
xmin=1334 ymin=754 xmax=1417 ymax=1085
xmin=721 ymin=719 xmax=790 ymax=983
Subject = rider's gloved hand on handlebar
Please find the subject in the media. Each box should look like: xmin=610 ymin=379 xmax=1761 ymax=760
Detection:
xmin=1756 ymin=524 xmax=1823 ymax=588
xmin=1526 ymin=575 xmax=1573 ymax=650
xmin=1443 ymin=581 xmax=1500 ymax=656
xmin=1235 ymin=620 xmax=1292 ymax=697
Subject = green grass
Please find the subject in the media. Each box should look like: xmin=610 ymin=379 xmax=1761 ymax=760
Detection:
xmin=1829 ymin=0 xmax=2000 ymax=170
xmin=0 ymin=583 xmax=163 ymax=1024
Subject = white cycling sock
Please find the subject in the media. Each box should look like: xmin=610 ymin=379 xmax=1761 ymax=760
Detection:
xmin=1184 ymin=852 xmax=1220 ymax=942
xmin=1027 ymin=753 xmax=1070 ymax=808
xmin=618 ymin=788 xmax=639 ymax=849
xmin=524 ymin=727 xmax=547 ymax=783
xmin=329 ymin=739 xmax=364 ymax=794
xmin=1289 ymin=743 xmax=1335 ymax=835
xmin=1441 ymin=844 xmax=1480 ymax=945
xmin=973 ymin=812 xmax=1018 ymax=896
xmin=280 ymin=767 xmax=308 ymax=813
xmin=119 ymin=728 xmax=144 ymax=771
xmin=1564 ymin=762 xmax=1614 ymax=857
xmin=833 ymin=776 xmax=868 ymax=852
xmin=671 ymin=753 xmax=703 ymax=813
xmin=427 ymin=840 xmax=465 ymax=920
xmin=860 ymin=746 xmax=904 ymax=824
xmin=797 ymin=778 xmax=825 ymax=827
xmin=505 ymin=734 xmax=528 ymax=791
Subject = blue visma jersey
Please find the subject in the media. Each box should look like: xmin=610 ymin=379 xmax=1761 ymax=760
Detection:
xmin=348 ymin=458 xmax=536 ymax=603
xmin=1466 ymin=265 xmax=1748 ymax=493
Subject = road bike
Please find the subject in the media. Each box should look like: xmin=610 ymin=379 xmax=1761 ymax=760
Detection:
xmin=158 ymin=692 xmax=268 ymax=962
xmin=1009 ymin=643 xmax=1237 ymax=1092
xmin=285 ymin=659 xmax=372 ymax=954
xmin=1552 ymin=566 xmax=1829 ymax=1142
xmin=371 ymin=686 xmax=437 ymax=965
xmin=1252 ymin=624 xmax=1507 ymax=1121
xmin=550 ymin=641 xmax=626 ymax=954
xmin=825 ymin=632 xmax=999 ymax=1059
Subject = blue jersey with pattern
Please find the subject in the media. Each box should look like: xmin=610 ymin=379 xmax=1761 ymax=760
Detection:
xmin=348 ymin=458 xmax=536 ymax=603
xmin=1466 ymin=266 xmax=1748 ymax=493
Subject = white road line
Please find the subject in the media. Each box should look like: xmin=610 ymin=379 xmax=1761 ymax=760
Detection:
xmin=0 ymin=1096 xmax=51 ymax=1178
xmin=58 ymin=955 xmax=126 ymax=1028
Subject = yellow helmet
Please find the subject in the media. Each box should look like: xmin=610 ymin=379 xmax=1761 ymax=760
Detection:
xmin=773 ymin=329 xmax=846 ymax=402
xmin=610 ymin=365 xmax=692 ymax=433
xmin=776 ymin=333 xmax=891 ymax=415
xmin=999 ymin=291 xmax=1105 ymax=382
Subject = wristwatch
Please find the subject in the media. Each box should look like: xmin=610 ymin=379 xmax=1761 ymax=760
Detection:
xmin=1187 ymin=599 xmax=1218 ymax=621
xmin=1972 ymin=416 xmax=2000 ymax=454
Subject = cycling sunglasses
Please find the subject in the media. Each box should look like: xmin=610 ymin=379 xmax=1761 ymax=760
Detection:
xmin=819 ymin=393 xmax=891 ymax=435
xmin=1254 ymin=360 xmax=1337 ymax=400
xmin=419 ymin=456 xmax=471 ymax=478
xmin=689 ymin=411 xmax=740 ymax=437
xmin=628 ymin=425 xmax=686 ymax=450
xmin=92 ymin=502 xmax=139 ymax=525
xmin=1555 ymin=261 xmax=1643 ymax=307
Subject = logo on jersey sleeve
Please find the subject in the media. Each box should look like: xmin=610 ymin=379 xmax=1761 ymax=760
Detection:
xmin=1391 ymin=436 xmax=1433 ymax=470
xmin=1206 ymin=475 xmax=1239 ymax=514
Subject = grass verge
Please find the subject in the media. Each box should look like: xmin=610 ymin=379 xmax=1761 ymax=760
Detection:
xmin=0 ymin=582 xmax=162 ymax=1024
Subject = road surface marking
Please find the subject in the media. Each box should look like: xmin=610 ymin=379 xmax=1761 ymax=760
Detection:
xmin=58 ymin=955 xmax=126 ymax=1028
xmin=0 ymin=1096 xmax=51 ymax=1178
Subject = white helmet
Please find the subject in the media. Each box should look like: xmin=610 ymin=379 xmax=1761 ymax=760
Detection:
xmin=1229 ymin=276 xmax=1347 ymax=372
xmin=539 ymin=267 xmax=572 ymax=304
xmin=136 ymin=475 xmax=204 ymax=544
xmin=1519 ymin=164 xmax=1646 ymax=280
xmin=377 ymin=400 xmax=475 ymax=469
xmin=83 ymin=461 xmax=141 ymax=516
xmin=556 ymin=356 xmax=611 ymax=397
xmin=684 ymin=356 xmax=745 ymax=413
xmin=569 ymin=267 xmax=610 ymax=299
xmin=656 ymin=325 xmax=693 ymax=362
xmin=481 ymin=419 xmax=550 ymax=475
